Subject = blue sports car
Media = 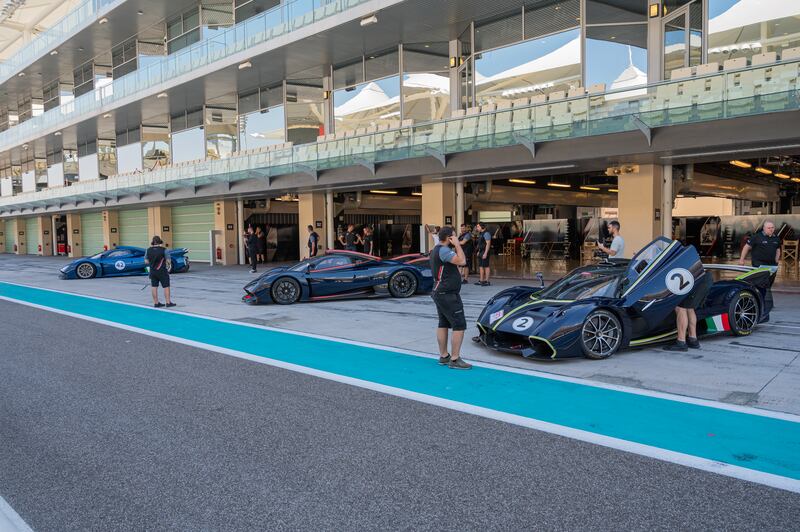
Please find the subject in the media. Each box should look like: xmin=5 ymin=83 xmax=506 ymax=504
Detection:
xmin=59 ymin=246 xmax=190 ymax=280
xmin=242 ymin=250 xmax=433 ymax=304
xmin=476 ymin=237 xmax=774 ymax=360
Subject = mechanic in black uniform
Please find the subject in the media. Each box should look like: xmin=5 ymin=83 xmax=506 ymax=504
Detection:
xmin=664 ymin=269 xmax=713 ymax=352
xmin=339 ymin=224 xmax=358 ymax=251
xmin=475 ymin=222 xmax=492 ymax=286
xmin=739 ymin=220 xmax=781 ymax=267
xmin=430 ymin=226 xmax=471 ymax=370
xmin=458 ymin=224 xmax=474 ymax=284
xmin=243 ymin=226 xmax=258 ymax=273
xmin=145 ymin=236 xmax=175 ymax=308
xmin=307 ymin=225 xmax=320 ymax=257
xmin=362 ymin=226 xmax=375 ymax=256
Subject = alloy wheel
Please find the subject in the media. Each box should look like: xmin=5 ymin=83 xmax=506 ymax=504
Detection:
xmin=581 ymin=311 xmax=621 ymax=358
xmin=733 ymin=294 xmax=758 ymax=332
xmin=76 ymin=263 xmax=95 ymax=279
xmin=274 ymin=279 xmax=299 ymax=303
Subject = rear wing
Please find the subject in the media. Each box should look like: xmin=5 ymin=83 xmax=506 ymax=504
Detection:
xmin=703 ymin=264 xmax=777 ymax=289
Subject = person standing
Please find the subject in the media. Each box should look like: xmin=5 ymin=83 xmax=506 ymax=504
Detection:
xmin=475 ymin=222 xmax=492 ymax=286
xmin=339 ymin=224 xmax=358 ymax=251
xmin=598 ymin=220 xmax=625 ymax=259
xmin=362 ymin=226 xmax=375 ymax=256
xmin=458 ymin=224 xmax=473 ymax=284
xmin=430 ymin=227 xmax=471 ymax=370
xmin=739 ymin=221 xmax=780 ymax=267
xmin=664 ymin=268 xmax=713 ymax=352
xmin=145 ymin=236 xmax=175 ymax=308
xmin=243 ymin=226 xmax=258 ymax=273
xmin=307 ymin=225 xmax=320 ymax=257
xmin=255 ymin=226 xmax=267 ymax=264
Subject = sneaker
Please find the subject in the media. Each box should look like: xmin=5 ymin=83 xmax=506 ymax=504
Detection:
xmin=166 ymin=302 xmax=176 ymax=308
xmin=250 ymin=269 xmax=257 ymax=273
xmin=474 ymin=281 xmax=484 ymax=286
xmin=663 ymin=342 xmax=688 ymax=352
xmin=462 ymin=279 xmax=468 ymax=284
xmin=438 ymin=354 xmax=451 ymax=365
xmin=483 ymin=281 xmax=491 ymax=286
xmin=471 ymin=336 xmax=481 ymax=343
xmin=687 ymin=337 xmax=700 ymax=349
xmin=448 ymin=357 xmax=472 ymax=370
xmin=154 ymin=302 xmax=165 ymax=308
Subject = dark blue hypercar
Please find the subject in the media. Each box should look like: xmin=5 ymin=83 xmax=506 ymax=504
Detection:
xmin=60 ymin=246 xmax=190 ymax=280
xmin=476 ymin=237 xmax=774 ymax=360
xmin=242 ymin=250 xmax=433 ymax=304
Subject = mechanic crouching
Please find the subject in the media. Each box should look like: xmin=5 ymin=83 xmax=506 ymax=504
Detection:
xmin=430 ymin=227 xmax=472 ymax=370
xmin=664 ymin=270 xmax=713 ymax=352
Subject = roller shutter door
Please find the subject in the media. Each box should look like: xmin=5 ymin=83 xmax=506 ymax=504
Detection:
xmin=3 ymin=219 xmax=15 ymax=253
xmin=25 ymin=218 xmax=40 ymax=255
xmin=118 ymin=209 xmax=149 ymax=248
xmin=81 ymin=212 xmax=104 ymax=256
xmin=172 ymin=203 xmax=215 ymax=262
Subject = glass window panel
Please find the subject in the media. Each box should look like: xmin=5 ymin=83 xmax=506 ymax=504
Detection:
xmin=663 ymin=0 xmax=694 ymax=16
xmin=286 ymin=102 xmax=324 ymax=144
xmin=171 ymin=127 xmax=206 ymax=163
xmin=586 ymin=0 xmax=647 ymax=24
xmin=184 ymin=8 xmax=200 ymax=30
xmin=475 ymin=11 xmax=522 ymax=52
xmin=286 ymin=81 xmax=323 ymax=103
xmin=475 ymin=29 xmax=581 ymax=106
xmin=239 ymin=106 xmax=285 ymax=150
xmin=142 ymin=126 xmax=170 ymax=169
xmin=206 ymin=125 xmax=237 ymax=159
xmin=708 ymin=1 xmax=800 ymax=63
xmin=403 ymin=42 xmax=449 ymax=72
xmin=98 ymin=139 xmax=117 ymax=179
xmin=524 ymin=0 xmax=580 ymax=40
xmin=238 ymin=90 xmax=260 ymax=114
xmin=334 ymin=75 xmax=401 ymax=134
xmin=167 ymin=16 xmax=183 ymax=40
xmin=334 ymin=60 xmax=364 ymax=90
xmin=260 ymin=85 xmax=283 ymax=109
xmin=663 ymin=14 xmax=687 ymax=76
xmin=585 ymin=25 xmax=648 ymax=88
xmin=402 ymin=72 xmax=450 ymax=122
xmin=117 ymin=142 xmax=143 ymax=173
xmin=365 ymin=50 xmax=399 ymax=81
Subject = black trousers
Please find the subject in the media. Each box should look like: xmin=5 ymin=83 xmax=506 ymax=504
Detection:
xmin=248 ymin=247 xmax=258 ymax=270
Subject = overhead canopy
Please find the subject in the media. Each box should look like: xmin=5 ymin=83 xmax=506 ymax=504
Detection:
xmin=709 ymin=0 xmax=799 ymax=35
xmin=0 ymin=0 xmax=83 ymax=61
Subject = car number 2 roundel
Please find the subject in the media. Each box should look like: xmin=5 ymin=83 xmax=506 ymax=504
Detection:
xmin=114 ymin=260 xmax=126 ymax=271
xmin=512 ymin=316 xmax=535 ymax=332
xmin=665 ymin=267 xmax=694 ymax=295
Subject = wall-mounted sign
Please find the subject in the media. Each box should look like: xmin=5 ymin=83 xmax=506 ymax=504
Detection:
xmin=43 ymin=230 xmax=50 ymax=235
xmin=162 ymin=226 xmax=170 ymax=232
xmin=445 ymin=216 xmax=453 ymax=225
xmin=654 ymin=208 xmax=661 ymax=221
xmin=110 ymin=227 xmax=117 ymax=233
xmin=315 ymin=221 xmax=323 ymax=228
xmin=0 ymin=232 xmax=4 ymax=236
xmin=226 ymin=223 xmax=234 ymax=231
xmin=19 ymin=231 xmax=24 ymax=235
xmin=73 ymin=229 xmax=80 ymax=234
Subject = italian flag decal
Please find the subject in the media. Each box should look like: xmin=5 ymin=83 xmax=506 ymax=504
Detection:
xmin=705 ymin=314 xmax=731 ymax=332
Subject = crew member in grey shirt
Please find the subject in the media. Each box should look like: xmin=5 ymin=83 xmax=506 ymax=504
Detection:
xmin=598 ymin=220 xmax=625 ymax=259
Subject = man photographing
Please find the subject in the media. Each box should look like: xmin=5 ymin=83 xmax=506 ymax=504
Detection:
xmin=430 ymin=226 xmax=471 ymax=370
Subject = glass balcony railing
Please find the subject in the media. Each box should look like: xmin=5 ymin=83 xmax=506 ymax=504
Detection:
xmin=1 ymin=58 xmax=798 ymax=210
xmin=0 ymin=0 xmax=120 ymax=83
xmin=0 ymin=0 xmax=370 ymax=152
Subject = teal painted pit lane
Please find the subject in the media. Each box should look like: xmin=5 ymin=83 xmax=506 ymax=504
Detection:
xmin=1 ymin=281 xmax=799 ymax=483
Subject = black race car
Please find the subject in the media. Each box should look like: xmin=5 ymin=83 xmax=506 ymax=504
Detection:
xmin=242 ymin=250 xmax=433 ymax=304
xmin=476 ymin=237 xmax=774 ymax=360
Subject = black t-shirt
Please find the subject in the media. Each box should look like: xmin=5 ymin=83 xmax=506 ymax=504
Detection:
xmin=245 ymin=233 xmax=258 ymax=251
xmin=477 ymin=230 xmax=491 ymax=254
xmin=430 ymin=244 xmax=462 ymax=294
xmin=363 ymin=234 xmax=374 ymax=255
xmin=747 ymin=231 xmax=780 ymax=266
xmin=344 ymin=231 xmax=357 ymax=250
xmin=308 ymin=232 xmax=319 ymax=253
xmin=459 ymin=232 xmax=474 ymax=254
xmin=146 ymin=246 xmax=168 ymax=273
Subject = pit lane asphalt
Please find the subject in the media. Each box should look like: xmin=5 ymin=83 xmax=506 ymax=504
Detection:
xmin=1 ymin=300 xmax=799 ymax=531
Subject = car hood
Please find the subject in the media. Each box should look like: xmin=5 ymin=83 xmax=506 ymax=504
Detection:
xmin=243 ymin=266 xmax=291 ymax=291
xmin=481 ymin=294 xmax=575 ymax=333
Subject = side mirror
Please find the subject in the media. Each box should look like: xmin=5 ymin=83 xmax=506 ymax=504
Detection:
xmin=535 ymin=271 xmax=544 ymax=288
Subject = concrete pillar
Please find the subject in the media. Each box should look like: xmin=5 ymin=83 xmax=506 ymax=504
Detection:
xmin=237 ymin=199 xmax=245 ymax=265
xmin=0 ymin=219 xmax=5 ymax=253
xmin=422 ymin=181 xmax=457 ymax=253
xmin=66 ymin=213 xmax=82 ymax=257
xmin=617 ymin=164 xmax=664 ymax=258
xmin=38 ymin=216 xmax=53 ymax=256
xmin=661 ymin=165 xmax=673 ymax=240
xmin=214 ymin=200 xmax=238 ymax=265
xmin=147 ymin=206 xmax=172 ymax=248
xmin=325 ymin=191 xmax=335 ymax=249
xmin=103 ymin=210 xmax=120 ymax=250
xmin=298 ymin=192 xmax=327 ymax=258
xmin=14 ymin=220 xmax=26 ymax=255
xmin=455 ymin=179 xmax=465 ymax=229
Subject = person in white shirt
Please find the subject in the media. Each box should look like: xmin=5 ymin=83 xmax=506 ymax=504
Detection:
xmin=598 ymin=221 xmax=625 ymax=259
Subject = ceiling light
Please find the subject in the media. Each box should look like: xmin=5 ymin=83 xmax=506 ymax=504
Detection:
xmin=775 ymin=173 xmax=791 ymax=179
xmin=22 ymin=144 xmax=28 ymax=149
xmin=17 ymin=72 xmax=24 ymax=77
xmin=792 ymin=177 xmax=800 ymax=183
xmin=509 ymin=178 xmax=536 ymax=185
xmin=411 ymin=191 xmax=422 ymax=196
xmin=609 ymin=188 xmax=619 ymax=193
xmin=548 ymin=182 xmax=571 ymax=188
xmin=137 ymin=10 xmax=143 ymax=15
xmin=360 ymin=14 xmax=378 ymax=26
xmin=156 ymin=92 xmax=167 ymax=98
xmin=369 ymin=189 xmax=397 ymax=194
xmin=729 ymin=160 xmax=752 ymax=168
xmin=238 ymin=61 xmax=252 ymax=70
xmin=754 ymin=166 xmax=773 ymax=175
xmin=98 ymin=17 xmax=108 ymax=24
xmin=50 ymin=50 xmax=58 ymax=56
xmin=103 ymin=113 xmax=111 ymax=118
xmin=54 ymin=131 xmax=61 ymax=136
xmin=580 ymin=185 xmax=600 ymax=191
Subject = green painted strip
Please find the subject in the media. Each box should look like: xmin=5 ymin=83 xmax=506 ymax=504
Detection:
xmin=0 ymin=281 xmax=799 ymax=482
xmin=735 ymin=267 xmax=773 ymax=281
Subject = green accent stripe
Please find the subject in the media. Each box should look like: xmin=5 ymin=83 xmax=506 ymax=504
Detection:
xmin=735 ymin=267 xmax=773 ymax=281
xmin=629 ymin=330 xmax=678 ymax=346
xmin=1 ymin=282 xmax=799 ymax=483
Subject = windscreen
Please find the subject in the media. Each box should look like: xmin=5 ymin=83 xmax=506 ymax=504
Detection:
xmin=538 ymin=268 xmax=624 ymax=301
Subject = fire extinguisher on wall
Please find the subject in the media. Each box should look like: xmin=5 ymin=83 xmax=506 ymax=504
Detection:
xmin=216 ymin=247 xmax=222 ymax=261
xmin=38 ymin=244 xmax=42 ymax=252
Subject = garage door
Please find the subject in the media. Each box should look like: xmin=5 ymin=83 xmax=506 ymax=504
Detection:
xmin=81 ymin=212 xmax=104 ymax=256
xmin=25 ymin=218 xmax=40 ymax=255
xmin=119 ymin=209 xmax=149 ymax=248
xmin=3 ymin=219 xmax=15 ymax=253
xmin=172 ymin=203 xmax=215 ymax=262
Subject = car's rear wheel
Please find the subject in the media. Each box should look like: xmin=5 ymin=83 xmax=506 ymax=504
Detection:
xmin=729 ymin=290 xmax=759 ymax=336
xmin=580 ymin=309 xmax=622 ymax=360
xmin=388 ymin=271 xmax=418 ymax=298
xmin=76 ymin=262 xmax=96 ymax=279
xmin=271 ymin=277 xmax=301 ymax=305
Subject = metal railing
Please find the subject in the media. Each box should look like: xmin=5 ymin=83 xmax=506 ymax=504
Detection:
xmin=1 ymin=58 xmax=798 ymax=211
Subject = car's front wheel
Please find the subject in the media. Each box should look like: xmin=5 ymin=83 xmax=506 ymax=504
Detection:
xmin=580 ymin=309 xmax=622 ymax=360
xmin=728 ymin=290 xmax=759 ymax=336
xmin=271 ymin=277 xmax=301 ymax=305
xmin=75 ymin=262 xmax=97 ymax=280
xmin=388 ymin=270 xmax=418 ymax=298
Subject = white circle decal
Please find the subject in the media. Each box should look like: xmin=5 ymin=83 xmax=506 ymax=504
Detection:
xmin=512 ymin=316 xmax=535 ymax=332
xmin=114 ymin=260 xmax=126 ymax=271
xmin=666 ymin=268 xmax=694 ymax=295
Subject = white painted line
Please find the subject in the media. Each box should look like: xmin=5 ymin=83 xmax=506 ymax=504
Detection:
xmin=0 ymin=495 xmax=33 ymax=532
xmin=1 ymin=293 xmax=799 ymax=495
xmin=2 ymin=280 xmax=798 ymax=422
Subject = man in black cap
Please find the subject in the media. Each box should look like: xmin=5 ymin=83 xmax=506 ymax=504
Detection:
xmin=430 ymin=226 xmax=471 ymax=370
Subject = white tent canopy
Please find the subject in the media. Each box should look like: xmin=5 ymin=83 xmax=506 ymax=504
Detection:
xmin=709 ymin=0 xmax=799 ymax=35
